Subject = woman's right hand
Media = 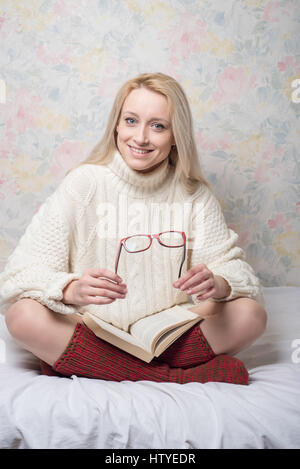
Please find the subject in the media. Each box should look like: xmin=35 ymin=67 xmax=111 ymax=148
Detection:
xmin=62 ymin=268 xmax=127 ymax=306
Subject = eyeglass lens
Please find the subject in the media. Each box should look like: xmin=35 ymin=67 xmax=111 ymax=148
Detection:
xmin=124 ymin=235 xmax=151 ymax=252
xmin=159 ymin=231 xmax=184 ymax=247
xmin=124 ymin=232 xmax=184 ymax=252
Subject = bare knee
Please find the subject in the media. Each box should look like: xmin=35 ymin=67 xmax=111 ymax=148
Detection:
xmin=5 ymin=298 xmax=82 ymax=342
xmin=238 ymin=298 xmax=267 ymax=340
xmin=5 ymin=299 xmax=46 ymax=341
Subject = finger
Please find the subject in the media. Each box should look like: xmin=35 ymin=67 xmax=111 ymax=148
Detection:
xmin=87 ymin=268 xmax=123 ymax=284
xmin=86 ymin=296 xmax=116 ymax=305
xmin=180 ymin=272 xmax=211 ymax=292
xmin=186 ymin=278 xmax=214 ymax=295
xmin=173 ymin=264 xmax=206 ymax=288
xmin=196 ymin=287 xmax=216 ymax=301
xmin=87 ymin=286 xmax=127 ymax=299
xmin=88 ymin=278 xmax=127 ymax=293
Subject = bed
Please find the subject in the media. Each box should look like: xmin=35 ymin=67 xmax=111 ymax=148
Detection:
xmin=0 ymin=286 xmax=299 ymax=449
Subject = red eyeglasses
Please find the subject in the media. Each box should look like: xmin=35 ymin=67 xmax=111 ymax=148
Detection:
xmin=115 ymin=231 xmax=186 ymax=279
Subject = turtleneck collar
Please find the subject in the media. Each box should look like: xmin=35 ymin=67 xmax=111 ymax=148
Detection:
xmin=106 ymin=149 xmax=173 ymax=198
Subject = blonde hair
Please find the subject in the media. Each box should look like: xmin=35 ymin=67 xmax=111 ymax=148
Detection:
xmin=75 ymin=72 xmax=209 ymax=194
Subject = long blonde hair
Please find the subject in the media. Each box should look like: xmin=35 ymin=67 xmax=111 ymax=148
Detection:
xmin=75 ymin=72 xmax=209 ymax=194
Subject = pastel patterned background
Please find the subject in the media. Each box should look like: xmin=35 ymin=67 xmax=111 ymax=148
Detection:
xmin=0 ymin=0 xmax=299 ymax=287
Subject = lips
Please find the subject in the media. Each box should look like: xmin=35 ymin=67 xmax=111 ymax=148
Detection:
xmin=128 ymin=145 xmax=154 ymax=156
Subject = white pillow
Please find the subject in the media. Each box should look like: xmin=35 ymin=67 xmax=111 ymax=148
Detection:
xmin=0 ymin=314 xmax=40 ymax=370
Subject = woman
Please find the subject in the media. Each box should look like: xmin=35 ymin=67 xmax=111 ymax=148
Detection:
xmin=0 ymin=73 xmax=267 ymax=384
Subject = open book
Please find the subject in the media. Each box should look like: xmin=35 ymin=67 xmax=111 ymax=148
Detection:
xmin=82 ymin=305 xmax=203 ymax=363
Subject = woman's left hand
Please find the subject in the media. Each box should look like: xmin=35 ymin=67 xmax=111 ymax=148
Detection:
xmin=173 ymin=263 xmax=231 ymax=300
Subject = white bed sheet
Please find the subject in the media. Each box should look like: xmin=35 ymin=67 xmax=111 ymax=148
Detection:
xmin=0 ymin=286 xmax=299 ymax=449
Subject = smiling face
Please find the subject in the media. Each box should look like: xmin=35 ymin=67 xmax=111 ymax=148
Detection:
xmin=116 ymin=87 xmax=175 ymax=173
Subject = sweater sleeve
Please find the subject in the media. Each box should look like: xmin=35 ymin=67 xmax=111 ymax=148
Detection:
xmin=189 ymin=188 xmax=264 ymax=305
xmin=0 ymin=169 xmax=88 ymax=315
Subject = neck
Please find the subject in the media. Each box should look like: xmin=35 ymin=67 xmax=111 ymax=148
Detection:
xmin=107 ymin=149 xmax=173 ymax=198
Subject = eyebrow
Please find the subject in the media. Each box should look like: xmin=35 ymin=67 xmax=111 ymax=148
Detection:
xmin=122 ymin=111 xmax=170 ymax=125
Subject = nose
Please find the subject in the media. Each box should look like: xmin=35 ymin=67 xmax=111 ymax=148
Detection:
xmin=134 ymin=124 xmax=149 ymax=145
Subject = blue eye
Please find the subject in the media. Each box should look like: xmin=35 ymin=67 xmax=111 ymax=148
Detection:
xmin=125 ymin=118 xmax=135 ymax=125
xmin=153 ymin=123 xmax=165 ymax=130
xmin=124 ymin=118 xmax=165 ymax=130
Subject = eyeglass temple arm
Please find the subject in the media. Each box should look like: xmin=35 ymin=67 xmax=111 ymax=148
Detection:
xmin=115 ymin=243 xmax=123 ymax=274
xmin=115 ymin=237 xmax=186 ymax=277
xmin=178 ymin=243 xmax=186 ymax=279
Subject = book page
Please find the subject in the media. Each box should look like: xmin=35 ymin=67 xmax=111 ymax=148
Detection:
xmin=84 ymin=314 xmax=147 ymax=349
xmin=154 ymin=317 xmax=201 ymax=357
xmin=130 ymin=305 xmax=199 ymax=353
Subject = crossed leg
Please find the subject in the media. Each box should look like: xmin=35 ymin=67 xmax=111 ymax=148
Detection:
xmin=5 ymin=297 xmax=267 ymax=367
xmin=189 ymin=297 xmax=267 ymax=356
xmin=5 ymin=299 xmax=83 ymax=366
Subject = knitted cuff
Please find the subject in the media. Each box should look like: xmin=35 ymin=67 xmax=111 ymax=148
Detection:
xmin=157 ymin=323 xmax=215 ymax=368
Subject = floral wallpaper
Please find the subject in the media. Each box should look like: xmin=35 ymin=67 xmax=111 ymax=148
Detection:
xmin=0 ymin=0 xmax=299 ymax=287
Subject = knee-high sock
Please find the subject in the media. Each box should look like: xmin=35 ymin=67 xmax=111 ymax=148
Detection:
xmin=40 ymin=323 xmax=248 ymax=385
xmin=157 ymin=323 xmax=215 ymax=368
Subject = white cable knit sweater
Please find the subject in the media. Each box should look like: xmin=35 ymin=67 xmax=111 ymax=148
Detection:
xmin=0 ymin=150 xmax=263 ymax=331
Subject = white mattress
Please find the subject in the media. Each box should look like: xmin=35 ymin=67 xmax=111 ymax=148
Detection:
xmin=0 ymin=286 xmax=299 ymax=449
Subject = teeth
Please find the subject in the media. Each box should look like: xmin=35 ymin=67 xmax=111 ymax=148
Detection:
xmin=130 ymin=146 xmax=151 ymax=154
